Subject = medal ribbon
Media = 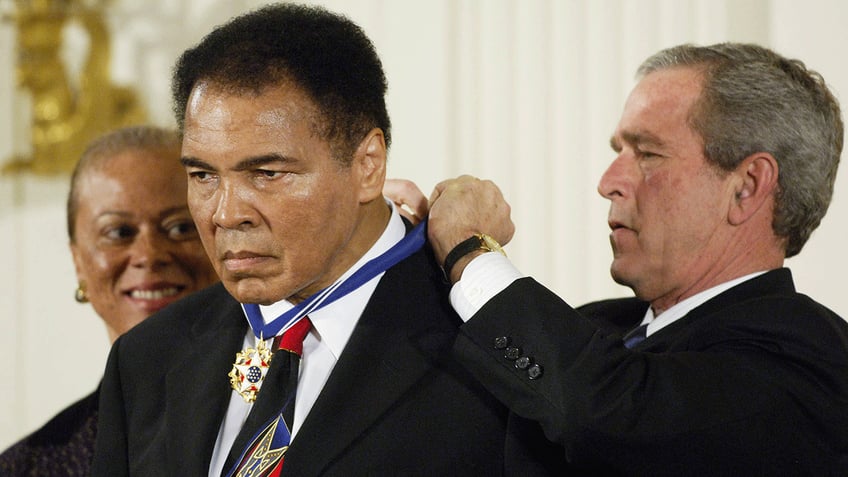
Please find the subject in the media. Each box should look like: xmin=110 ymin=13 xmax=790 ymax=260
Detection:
xmin=241 ymin=218 xmax=428 ymax=340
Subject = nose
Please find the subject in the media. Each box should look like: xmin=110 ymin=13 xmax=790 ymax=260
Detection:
xmin=130 ymin=228 xmax=173 ymax=269
xmin=597 ymin=153 xmax=631 ymax=200
xmin=212 ymin=180 xmax=257 ymax=230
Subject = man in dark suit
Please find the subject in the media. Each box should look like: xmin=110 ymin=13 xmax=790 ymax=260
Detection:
xmin=397 ymin=43 xmax=848 ymax=474
xmin=90 ymin=4 xmax=536 ymax=476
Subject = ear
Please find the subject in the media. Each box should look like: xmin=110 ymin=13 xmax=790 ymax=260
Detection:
xmin=728 ymin=152 xmax=779 ymax=226
xmin=353 ymin=128 xmax=387 ymax=203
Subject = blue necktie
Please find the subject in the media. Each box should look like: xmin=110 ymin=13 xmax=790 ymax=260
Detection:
xmin=623 ymin=323 xmax=649 ymax=349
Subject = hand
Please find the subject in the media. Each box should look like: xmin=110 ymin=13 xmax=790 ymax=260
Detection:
xmin=428 ymin=175 xmax=514 ymax=280
xmin=383 ymin=179 xmax=429 ymax=225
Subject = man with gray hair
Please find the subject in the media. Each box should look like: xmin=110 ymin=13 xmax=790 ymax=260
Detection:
xmin=395 ymin=42 xmax=848 ymax=474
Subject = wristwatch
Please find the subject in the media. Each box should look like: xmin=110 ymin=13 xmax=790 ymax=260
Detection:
xmin=442 ymin=233 xmax=506 ymax=280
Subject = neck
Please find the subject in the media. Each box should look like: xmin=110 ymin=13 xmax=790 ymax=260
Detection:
xmin=338 ymin=198 xmax=392 ymax=271
xmin=650 ymin=258 xmax=783 ymax=316
xmin=649 ymin=228 xmax=785 ymax=316
xmin=289 ymin=199 xmax=391 ymax=304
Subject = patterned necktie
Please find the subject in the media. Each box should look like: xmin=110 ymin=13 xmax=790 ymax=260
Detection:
xmin=623 ymin=322 xmax=649 ymax=349
xmin=223 ymin=317 xmax=312 ymax=477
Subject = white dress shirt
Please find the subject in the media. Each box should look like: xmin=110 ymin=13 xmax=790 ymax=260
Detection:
xmin=208 ymin=202 xmax=406 ymax=477
xmin=450 ymin=252 xmax=768 ymax=338
xmin=633 ymin=271 xmax=767 ymax=337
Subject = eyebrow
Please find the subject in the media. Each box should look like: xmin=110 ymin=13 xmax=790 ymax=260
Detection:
xmin=95 ymin=206 xmax=191 ymax=221
xmin=180 ymin=153 xmax=296 ymax=171
xmin=610 ymin=131 xmax=665 ymax=151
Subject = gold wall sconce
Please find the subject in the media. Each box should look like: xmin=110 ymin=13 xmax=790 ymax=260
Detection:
xmin=2 ymin=0 xmax=147 ymax=176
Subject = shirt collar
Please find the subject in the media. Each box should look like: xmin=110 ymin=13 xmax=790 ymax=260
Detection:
xmin=258 ymin=199 xmax=405 ymax=358
xmin=642 ymin=270 xmax=769 ymax=337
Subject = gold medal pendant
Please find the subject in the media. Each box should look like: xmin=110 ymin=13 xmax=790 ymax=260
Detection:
xmin=229 ymin=337 xmax=274 ymax=403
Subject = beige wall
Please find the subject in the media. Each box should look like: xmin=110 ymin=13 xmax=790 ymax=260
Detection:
xmin=1 ymin=0 xmax=846 ymax=449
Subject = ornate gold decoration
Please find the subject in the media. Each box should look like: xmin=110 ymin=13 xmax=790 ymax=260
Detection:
xmin=3 ymin=0 xmax=146 ymax=175
xmin=229 ymin=338 xmax=275 ymax=403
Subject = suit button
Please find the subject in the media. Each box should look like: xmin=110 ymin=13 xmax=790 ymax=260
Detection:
xmin=493 ymin=336 xmax=510 ymax=349
xmin=504 ymin=346 xmax=521 ymax=360
xmin=514 ymin=356 xmax=532 ymax=370
xmin=527 ymin=364 xmax=543 ymax=380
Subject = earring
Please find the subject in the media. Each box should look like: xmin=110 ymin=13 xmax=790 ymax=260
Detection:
xmin=75 ymin=282 xmax=89 ymax=303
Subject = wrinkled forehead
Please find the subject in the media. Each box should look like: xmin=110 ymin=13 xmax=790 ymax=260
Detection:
xmin=615 ymin=68 xmax=704 ymax=138
xmin=184 ymin=80 xmax=320 ymax=135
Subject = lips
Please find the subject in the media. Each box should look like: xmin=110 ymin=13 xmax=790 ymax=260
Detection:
xmin=125 ymin=283 xmax=188 ymax=313
xmin=223 ymin=250 xmax=265 ymax=260
xmin=221 ymin=250 xmax=273 ymax=273
xmin=608 ymin=216 xmax=633 ymax=231
xmin=607 ymin=216 xmax=637 ymax=251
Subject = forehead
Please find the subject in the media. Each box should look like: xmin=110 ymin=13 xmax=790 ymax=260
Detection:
xmin=614 ymin=67 xmax=704 ymax=144
xmin=76 ymin=149 xmax=187 ymax=211
xmin=181 ymin=81 xmax=323 ymax=155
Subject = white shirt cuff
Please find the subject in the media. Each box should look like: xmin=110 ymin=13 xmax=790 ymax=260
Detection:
xmin=449 ymin=252 xmax=523 ymax=322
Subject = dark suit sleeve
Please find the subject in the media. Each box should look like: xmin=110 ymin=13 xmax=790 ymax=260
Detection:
xmin=91 ymin=338 xmax=130 ymax=477
xmin=453 ymin=277 xmax=848 ymax=474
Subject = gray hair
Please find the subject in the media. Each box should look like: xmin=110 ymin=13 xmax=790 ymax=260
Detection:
xmin=638 ymin=43 xmax=843 ymax=257
xmin=67 ymin=125 xmax=182 ymax=241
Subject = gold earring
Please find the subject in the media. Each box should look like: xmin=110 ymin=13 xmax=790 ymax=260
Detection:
xmin=75 ymin=282 xmax=89 ymax=303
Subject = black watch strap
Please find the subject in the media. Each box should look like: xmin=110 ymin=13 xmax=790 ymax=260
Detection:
xmin=443 ymin=236 xmax=484 ymax=280
xmin=442 ymin=234 xmax=505 ymax=281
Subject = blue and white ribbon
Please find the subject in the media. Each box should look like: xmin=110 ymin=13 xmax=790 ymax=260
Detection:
xmin=241 ymin=219 xmax=428 ymax=339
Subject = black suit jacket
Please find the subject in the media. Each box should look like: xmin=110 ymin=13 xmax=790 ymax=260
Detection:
xmin=454 ymin=268 xmax=848 ymax=476
xmin=91 ymin=246 xmax=525 ymax=476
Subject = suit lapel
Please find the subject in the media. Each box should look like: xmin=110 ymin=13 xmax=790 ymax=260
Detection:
xmin=163 ymin=285 xmax=247 ymax=475
xmin=284 ymin=248 xmax=454 ymax=474
xmin=678 ymin=268 xmax=794 ymax=321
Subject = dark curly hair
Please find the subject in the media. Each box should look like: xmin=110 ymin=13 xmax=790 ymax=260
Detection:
xmin=171 ymin=3 xmax=391 ymax=163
